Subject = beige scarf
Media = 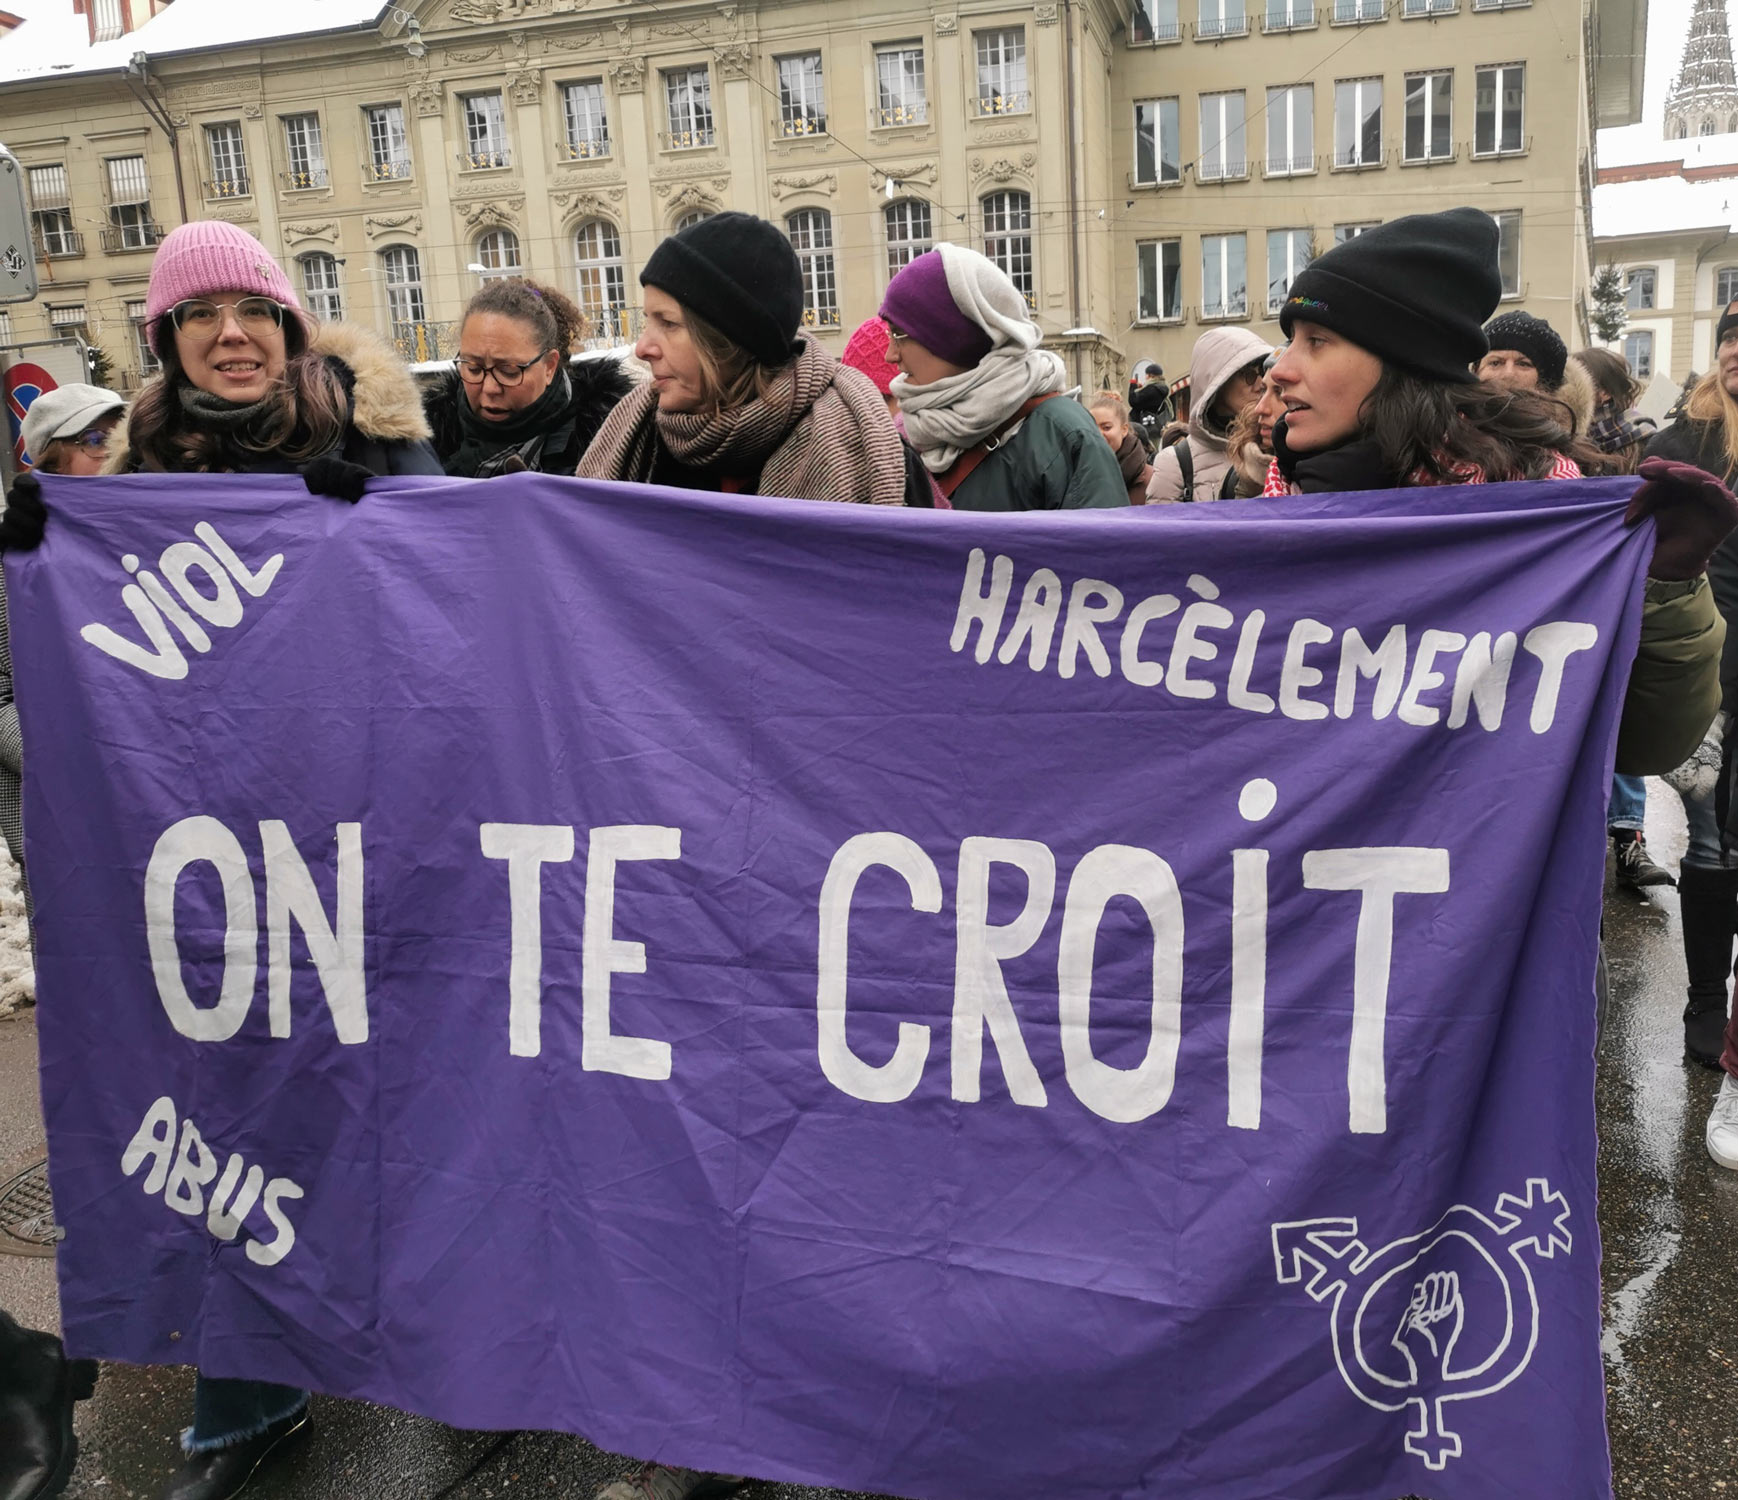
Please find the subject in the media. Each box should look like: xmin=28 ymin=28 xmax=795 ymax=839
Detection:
xmin=577 ymin=338 xmax=906 ymax=506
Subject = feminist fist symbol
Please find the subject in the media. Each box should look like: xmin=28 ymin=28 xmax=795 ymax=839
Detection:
xmin=1395 ymin=1270 xmax=1465 ymax=1378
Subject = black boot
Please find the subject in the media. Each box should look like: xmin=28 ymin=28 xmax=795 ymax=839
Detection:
xmin=1677 ymin=864 xmax=1738 ymax=1067
xmin=1613 ymin=829 xmax=1677 ymax=889
xmin=0 ymin=1310 xmax=98 ymax=1500
xmin=154 ymin=1407 xmax=311 ymax=1500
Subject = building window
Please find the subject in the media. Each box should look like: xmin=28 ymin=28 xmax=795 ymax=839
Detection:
xmin=104 ymin=155 xmax=160 ymax=252
xmin=874 ymin=44 xmax=927 ymax=126
xmin=462 ymin=93 xmax=510 ymax=169
xmin=365 ymin=104 xmax=412 ymax=180
xmin=1702 ymin=119 xmax=1719 ymax=136
xmin=575 ymin=220 xmax=628 ymax=342
xmin=982 ymin=190 xmax=1034 ymax=305
xmin=1474 ymin=64 xmax=1525 ymax=156
xmin=1131 ymin=0 xmax=1182 ymax=41
xmin=786 ymin=209 xmax=839 ymax=329
xmin=1267 ymin=228 xmax=1312 ymax=313
xmin=1266 ymin=85 xmax=1313 ymax=175
xmin=475 ymin=228 xmax=522 ymax=282
xmin=1491 ymin=210 xmax=1520 ymax=297
xmin=92 ymin=0 xmax=123 ymax=41
xmin=1623 ymin=330 xmax=1653 ymax=379
xmin=47 ymin=303 xmax=88 ymax=341
xmin=1717 ymin=267 xmax=1738 ymax=305
xmin=27 ymin=165 xmax=78 ymax=257
xmin=1334 ymin=77 xmax=1382 ymax=168
xmin=300 ymin=252 xmax=343 ymax=321
xmin=777 ymin=52 xmax=826 ymax=137
xmin=1625 ymin=268 xmax=1656 ymax=310
xmin=1402 ymin=0 xmax=1456 ymax=13
xmin=885 ymin=199 xmax=933 ymax=278
xmin=205 ymin=122 xmax=250 ymax=198
xmin=1137 ymin=239 xmax=1183 ymax=321
xmin=1134 ymin=98 xmax=1180 ymax=185
xmin=561 ymin=80 xmax=611 ymax=160
xmin=1202 ymin=233 xmax=1248 ymax=319
xmin=675 ymin=211 xmax=712 ymax=231
xmin=127 ymin=300 xmax=159 ymax=376
xmin=1198 ymin=92 xmax=1247 ymax=180
xmin=664 ymin=66 xmax=715 ymax=149
xmin=1331 ymin=0 xmax=1383 ymax=20
xmin=280 ymin=114 xmax=328 ymax=191
xmin=974 ymin=28 xmax=1029 ymax=116
xmin=1403 ymin=72 xmax=1452 ymax=162
xmin=1265 ymin=0 xmax=1316 ymax=30
xmin=1334 ymin=221 xmax=1378 ymax=242
xmin=382 ymin=245 xmax=427 ymax=333
xmin=1198 ymin=0 xmax=1247 ymax=37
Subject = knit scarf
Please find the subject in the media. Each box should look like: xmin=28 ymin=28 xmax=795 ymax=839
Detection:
xmin=1272 ymin=416 xmax=1402 ymax=493
xmin=178 ymin=383 xmax=279 ymax=432
xmin=894 ymin=344 xmax=1066 ymax=473
xmin=445 ymin=367 xmax=573 ymax=478
xmin=577 ymin=338 xmax=906 ymax=507
xmin=1113 ymin=429 xmax=1148 ymax=487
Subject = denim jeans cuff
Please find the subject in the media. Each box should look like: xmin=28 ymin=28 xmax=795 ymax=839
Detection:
xmin=181 ymin=1394 xmax=309 ymax=1456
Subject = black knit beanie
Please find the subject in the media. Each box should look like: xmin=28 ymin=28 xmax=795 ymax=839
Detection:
xmin=1481 ymin=311 xmax=1567 ymax=389
xmin=1717 ymin=299 xmax=1738 ymax=347
xmin=1278 ymin=208 xmax=1503 ymax=384
xmin=640 ymin=212 xmax=804 ymax=368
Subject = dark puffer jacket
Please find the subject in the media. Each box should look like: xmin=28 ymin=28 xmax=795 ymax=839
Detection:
xmin=424 ymin=355 xmax=635 ymax=478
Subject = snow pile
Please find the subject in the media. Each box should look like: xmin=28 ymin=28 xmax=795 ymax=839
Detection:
xmin=0 ymin=842 xmax=32 ymax=1018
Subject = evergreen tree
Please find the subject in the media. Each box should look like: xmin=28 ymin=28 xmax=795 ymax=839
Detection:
xmin=1590 ymin=266 xmax=1627 ymax=343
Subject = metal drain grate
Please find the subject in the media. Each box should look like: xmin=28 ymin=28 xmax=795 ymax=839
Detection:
xmin=0 ymin=1160 xmax=60 ymax=1257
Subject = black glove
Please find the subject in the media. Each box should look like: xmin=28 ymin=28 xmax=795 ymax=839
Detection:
xmin=1625 ymin=455 xmax=1738 ymax=581
xmin=302 ymin=456 xmax=373 ymax=504
xmin=0 ymin=472 xmax=47 ymax=552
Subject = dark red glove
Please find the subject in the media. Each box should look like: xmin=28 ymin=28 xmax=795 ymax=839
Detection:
xmin=1625 ymin=455 xmax=1738 ymax=581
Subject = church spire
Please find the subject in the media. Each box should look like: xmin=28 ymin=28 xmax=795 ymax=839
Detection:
xmin=1666 ymin=0 xmax=1738 ymax=139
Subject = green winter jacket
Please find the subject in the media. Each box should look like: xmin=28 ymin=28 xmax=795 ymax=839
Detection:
xmin=950 ymin=396 xmax=1129 ymax=512
xmin=1617 ymin=574 xmax=1725 ymax=775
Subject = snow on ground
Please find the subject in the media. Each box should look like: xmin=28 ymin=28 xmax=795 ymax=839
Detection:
xmin=0 ymin=843 xmax=33 ymax=1018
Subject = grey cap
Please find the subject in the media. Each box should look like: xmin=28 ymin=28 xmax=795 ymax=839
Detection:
xmin=20 ymin=383 xmax=125 ymax=467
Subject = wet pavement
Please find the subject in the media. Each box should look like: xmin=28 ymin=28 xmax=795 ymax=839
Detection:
xmin=1 ymin=779 xmax=1734 ymax=1500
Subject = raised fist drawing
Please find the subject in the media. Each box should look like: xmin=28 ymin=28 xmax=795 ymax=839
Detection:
xmin=1394 ymin=1269 xmax=1465 ymax=1377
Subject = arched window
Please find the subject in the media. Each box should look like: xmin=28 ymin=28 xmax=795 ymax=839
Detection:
xmin=884 ymin=199 xmax=932 ymax=280
xmin=299 ymin=252 xmax=343 ymax=322
xmin=675 ymin=210 xmax=712 ymax=231
xmin=381 ymin=245 xmax=426 ymax=329
xmin=981 ymin=190 xmax=1033 ymax=306
xmin=1729 ymin=113 xmax=1738 ymax=133
xmin=1672 ymin=119 xmax=1687 ymax=139
xmin=475 ymin=228 xmax=522 ymax=282
xmin=1702 ymin=118 xmax=1718 ymax=136
xmin=574 ymin=220 xmax=627 ymax=342
xmin=786 ymin=208 xmax=838 ymax=329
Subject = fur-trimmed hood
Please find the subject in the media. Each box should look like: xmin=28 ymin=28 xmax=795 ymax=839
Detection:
xmin=1550 ymin=355 xmax=1597 ymax=439
xmin=102 ymin=321 xmax=431 ymax=474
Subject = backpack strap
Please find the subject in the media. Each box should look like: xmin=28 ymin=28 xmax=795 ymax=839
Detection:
xmin=1175 ymin=440 xmax=1194 ymax=499
xmin=936 ymin=393 xmax=1060 ymax=499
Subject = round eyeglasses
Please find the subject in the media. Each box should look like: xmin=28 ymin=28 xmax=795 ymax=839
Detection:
xmin=456 ymin=354 xmax=549 ymax=388
xmin=168 ymin=297 xmax=287 ymax=342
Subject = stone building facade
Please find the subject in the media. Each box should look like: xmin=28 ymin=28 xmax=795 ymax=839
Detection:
xmin=0 ymin=0 xmax=1634 ymax=395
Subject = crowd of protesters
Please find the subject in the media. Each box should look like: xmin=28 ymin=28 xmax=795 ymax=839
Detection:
xmin=1 ymin=203 xmax=1738 ymax=1500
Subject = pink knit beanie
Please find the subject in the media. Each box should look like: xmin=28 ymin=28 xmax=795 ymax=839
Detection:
xmin=841 ymin=317 xmax=896 ymax=396
xmin=145 ymin=221 xmax=308 ymax=354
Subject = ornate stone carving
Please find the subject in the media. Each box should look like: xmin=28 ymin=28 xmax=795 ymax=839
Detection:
xmin=448 ymin=46 xmax=501 ymax=62
xmin=449 ymin=0 xmax=501 ymax=21
xmin=1035 ymin=2 xmax=1058 ymax=22
xmin=167 ymin=80 xmax=254 ymax=103
xmin=206 ymin=205 xmax=257 ymax=225
xmin=412 ymin=81 xmax=446 ymax=116
xmin=770 ymin=171 xmax=837 ymax=199
xmin=242 ymin=103 xmax=264 ymax=120
xmin=549 ymin=34 xmax=602 ymax=51
xmin=457 ymin=198 xmax=525 ymax=229
xmin=453 ymin=177 xmax=524 ymax=201
xmin=972 ymin=123 xmax=1035 ymax=144
xmin=282 ymin=221 xmax=340 ymax=244
xmin=553 ymin=188 xmax=626 ymax=220
xmin=659 ymin=181 xmax=722 ymax=218
xmin=716 ymin=3 xmax=737 ymax=19
xmin=508 ymin=69 xmax=543 ymax=103
xmin=714 ymin=42 xmax=753 ymax=78
xmin=934 ymin=13 xmax=958 ymax=33
xmin=365 ymin=212 xmax=424 ymax=238
xmin=870 ymin=160 xmax=939 ymax=190
xmin=610 ymin=55 xmax=645 ymax=92
xmin=969 ymin=152 xmax=1037 ymax=182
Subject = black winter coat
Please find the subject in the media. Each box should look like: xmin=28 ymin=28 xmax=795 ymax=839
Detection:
xmin=1644 ymin=418 xmax=1738 ymax=710
xmin=423 ymin=355 xmax=635 ymax=478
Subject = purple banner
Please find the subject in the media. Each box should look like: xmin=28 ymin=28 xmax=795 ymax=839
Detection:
xmin=10 ymin=472 xmax=1640 ymax=1500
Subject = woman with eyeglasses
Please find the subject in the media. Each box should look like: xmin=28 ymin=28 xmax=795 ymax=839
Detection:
xmin=101 ymin=221 xmax=440 ymax=496
xmin=423 ymin=277 xmax=633 ymax=479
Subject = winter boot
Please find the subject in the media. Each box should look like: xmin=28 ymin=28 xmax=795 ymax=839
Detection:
xmin=1677 ymin=864 xmax=1738 ymax=1068
xmin=1612 ymin=829 xmax=1676 ymax=889
xmin=0 ymin=1310 xmax=98 ymax=1500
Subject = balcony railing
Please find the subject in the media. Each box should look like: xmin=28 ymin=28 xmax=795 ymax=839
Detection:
xmin=777 ymin=113 xmax=828 ymax=138
xmin=1197 ymin=298 xmax=1250 ymax=321
xmin=1401 ymin=0 xmax=1456 ymax=13
xmin=801 ymin=305 xmax=842 ymax=330
xmin=458 ymin=147 xmax=512 ymax=171
xmin=660 ymin=128 xmax=716 ymax=150
xmin=205 ymin=176 xmax=251 ymax=199
xmin=1333 ymin=147 xmax=1384 ymax=168
xmin=364 ymin=157 xmax=414 ymax=182
xmin=1196 ymin=157 xmax=1250 ymax=181
xmin=1472 ymin=0 xmax=1528 ymax=9
xmin=874 ymin=103 xmax=929 ymax=126
xmin=34 ymin=229 xmax=83 ymax=259
xmin=1131 ymin=15 xmax=1184 ymax=40
xmin=1264 ymin=154 xmax=1317 ymax=175
xmin=391 ymin=320 xmax=460 ymax=363
xmin=1330 ymin=0 xmax=1385 ymax=20
xmin=1261 ymin=6 xmax=1317 ymax=27
xmin=101 ymin=223 xmax=165 ymax=253
xmin=1471 ymin=133 xmax=1531 ymax=159
xmin=973 ymin=92 xmax=1031 ymax=116
xmin=281 ymin=167 xmax=330 ymax=191
xmin=579 ymin=306 xmax=642 ymax=349
xmin=1400 ymin=143 xmax=1460 ymax=165
xmin=557 ymin=138 xmax=613 ymax=161
xmin=1196 ymin=15 xmax=1251 ymax=36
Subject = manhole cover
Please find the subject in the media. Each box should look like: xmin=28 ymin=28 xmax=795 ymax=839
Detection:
xmin=0 ymin=1159 xmax=60 ymax=1258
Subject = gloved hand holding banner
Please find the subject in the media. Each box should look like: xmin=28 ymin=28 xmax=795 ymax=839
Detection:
xmin=8 ymin=473 xmax=1643 ymax=1500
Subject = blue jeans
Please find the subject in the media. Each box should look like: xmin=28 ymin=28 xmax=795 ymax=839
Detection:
xmin=184 ymin=1374 xmax=308 ymax=1454
xmin=1608 ymin=773 xmax=1648 ymax=833
xmin=1678 ymin=776 xmax=1729 ymax=870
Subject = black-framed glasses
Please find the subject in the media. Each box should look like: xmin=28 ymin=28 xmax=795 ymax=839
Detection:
xmin=456 ymin=354 xmax=548 ymax=387
xmin=169 ymin=297 xmax=287 ymax=342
